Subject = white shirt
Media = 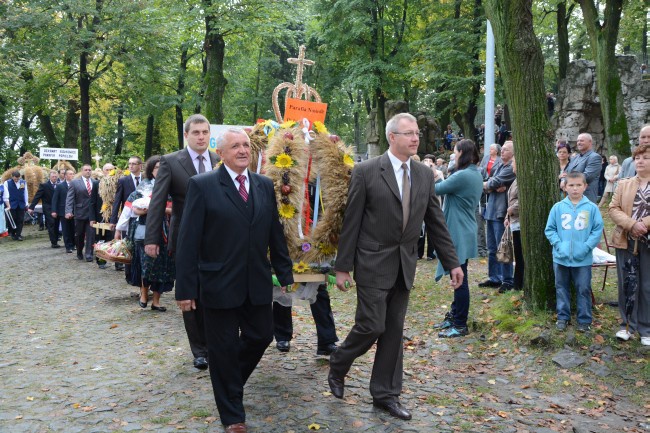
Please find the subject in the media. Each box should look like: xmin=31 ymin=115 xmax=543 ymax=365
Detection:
xmin=223 ymin=165 xmax=250 ymax=194
xmin=130 ymin=173 xmax=141 ymax=187
xmin=3 ymin=179 xmax=29 ymax=206
xmin=387 ymin=150 xmax=410 ymax=200
xmin=187 ymin=147 xmax=213 ymax=174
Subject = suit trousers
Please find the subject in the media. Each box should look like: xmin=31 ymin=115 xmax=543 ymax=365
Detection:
xmin=273 ymin=284 xmax=338 ymax=347
xmin=182 ymin=298 xmax=208 ymax=359
xmin=74 ymin=218 xmax=95 ymax=259
xmin=204 ymin=299 xmax=273 ymax=426
xmin=9 ymin=208 xmax=25 ymax=237
xmin=329 ymin=282 xmax=410 ymax=404
xmin=59 ymin=217 xmax=75 ymax=250
xmin=44 ymin=210 xmax=59 ymax=245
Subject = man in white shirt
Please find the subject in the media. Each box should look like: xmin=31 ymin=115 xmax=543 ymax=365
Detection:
xmin=3 ymin=171 xmax=29 ymax=241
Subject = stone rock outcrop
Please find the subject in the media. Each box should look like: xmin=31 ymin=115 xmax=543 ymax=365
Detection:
xmin=365 ymin=101 xmax=441 ymax=158
xmin=554 ymin=55 xmax=650 ymax=153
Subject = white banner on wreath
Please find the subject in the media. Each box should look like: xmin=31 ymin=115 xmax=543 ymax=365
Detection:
xmin=39 ymin=147 xmax=79 ymax=160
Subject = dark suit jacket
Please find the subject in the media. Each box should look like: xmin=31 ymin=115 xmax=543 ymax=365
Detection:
xmin=564 ymin=149 xmax=602 ymax=203
xmin=144 ymin=148 xmax=219 ymax=252
xmin=65 ymin=177 xmax=96 ymax=220
xmin=109 ymin=175 xmax=137 ymax=224
xmin=51 ymin=181 xmax=69 ymax=216
xmin=89 ymin=181 xmax=103 ymax=222
xmin=29 ymin=181 xmax=57 ymax=213
xmin=175 ymin=167 xmax=294 ymax=309
xmin=336 ymin=152 xmax=460 ymax=290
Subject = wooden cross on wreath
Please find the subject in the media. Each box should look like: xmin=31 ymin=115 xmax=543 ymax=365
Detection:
xmin=272 ymin=45 xmax=322 ymax=122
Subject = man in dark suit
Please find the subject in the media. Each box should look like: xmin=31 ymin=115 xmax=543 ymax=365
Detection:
xmin=328 ymin=113 xmax=463 ymax=421
xmin=52 ymin=169 xmax=75 ymax=252
xmin=28 ymin=170 xmax=60 ymax=248
xmin=65 ymin=164 xmax=96 ymax=262
xmin=175 ymin=128 xmax=293 ymax=433
xmin=109 ymin=155 xmax=142 ymax=229
xmin=145 ymin=114 xmax=219 ymax=370
xmin=560 ymin=133 xmax=602 ymax=203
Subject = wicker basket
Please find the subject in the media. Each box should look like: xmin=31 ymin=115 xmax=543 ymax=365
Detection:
xmin=95 ymin=249 xmax=131 ymax=264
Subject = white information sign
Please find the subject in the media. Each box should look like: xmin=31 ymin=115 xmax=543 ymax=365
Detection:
xmin=39 ymin=147 xmax=79 ymax=160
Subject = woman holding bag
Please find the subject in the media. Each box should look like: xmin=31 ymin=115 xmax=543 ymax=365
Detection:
xmin=432 ymin=139 xmax=484 ymax=338
xmin=502 ymin=156 xmax=523 ymax=293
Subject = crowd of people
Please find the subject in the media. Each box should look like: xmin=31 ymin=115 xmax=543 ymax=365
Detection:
xmin=2 ymin=114 xmax=648 ymax=432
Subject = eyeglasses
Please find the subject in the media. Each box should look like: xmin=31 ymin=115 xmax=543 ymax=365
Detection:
xmin=128 ymin=162 xmax=141 ymax=166
xmin=393 ymin=131 xmax=422 ymax=138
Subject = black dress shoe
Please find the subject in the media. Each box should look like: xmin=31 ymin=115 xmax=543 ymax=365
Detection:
xmin=193 ymin=357 xmax=209 ymax=370
xmin=327 ymin=371 xmax=344 ymax=399
xmin=373 ymin=400 xmax=412 ymax=420
xmin=478 ymin=279 xmax=501 ymax=288
xmin=138 ymin=299 xmax=147 ymax=308
xmin=66 ymin=249 xmax=72 ymax=253
xmin=51 ymin=244 xmax=61 ymax=248
xmin=77 ymin=254 xmax=83 ymax=260
xmin=16 ymin=236 xmax=23 ymax=241
xmin=498 ymin=283 xmax=514 ymax=293
xmin=85 ymin=257 xmax=93 ymax=262
xmin=276 ymin=340 xmax=290 ymax=352
xmin=151 ymin=305 xmax=167 ymax=312
xmin=316 ymin=343 xmax=338 ymax=356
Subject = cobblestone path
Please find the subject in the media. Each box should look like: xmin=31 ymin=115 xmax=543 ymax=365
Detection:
xmin=1 ymin=228 xmax=647 ymax=432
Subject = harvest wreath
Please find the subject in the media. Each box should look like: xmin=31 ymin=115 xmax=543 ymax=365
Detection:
xmin=247 ymin=119 xmax=354 ymax=275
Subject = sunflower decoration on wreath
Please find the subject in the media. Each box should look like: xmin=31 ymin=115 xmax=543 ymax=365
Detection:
xmin=249 ymin=119 xmax=355 ymax=274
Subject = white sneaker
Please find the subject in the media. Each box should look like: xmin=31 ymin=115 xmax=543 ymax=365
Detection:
xmin=615 ymin=329 xmax=633 ymax=341
xmin=641 ymin=337 xmax=650 ymax=346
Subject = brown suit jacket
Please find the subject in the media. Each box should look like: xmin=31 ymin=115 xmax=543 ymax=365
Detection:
xmin=336 ymin=152 xmax=460 ymax=289
xmin=144 ymin=148 xmax=219 ymax=252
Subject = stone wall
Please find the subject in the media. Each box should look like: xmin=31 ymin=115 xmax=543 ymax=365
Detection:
xmin=554 ymin=55 xmax=650 ymax=154
xmin=365 ymin=101 xmax=441 ymax=158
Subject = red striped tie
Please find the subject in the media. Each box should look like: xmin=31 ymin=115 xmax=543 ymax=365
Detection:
xmin=85 ymin=178 xmax=92 ymax=196
xmin=236 ymin=175 xmax=248 ymax=202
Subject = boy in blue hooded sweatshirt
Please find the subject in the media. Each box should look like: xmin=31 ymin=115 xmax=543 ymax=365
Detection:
xmin=545 ymin=172 xmax=604 ymax=332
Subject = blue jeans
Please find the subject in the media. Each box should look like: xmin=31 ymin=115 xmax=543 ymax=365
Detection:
xmin=554 ymin=263 xmax=592 ymax=324
xmin=450 ymin=262 xmax=469 ymax=328
xmin=486 ymin=219 xmax=513 ymax=285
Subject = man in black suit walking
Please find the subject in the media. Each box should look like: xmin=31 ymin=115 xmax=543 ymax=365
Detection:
xmin=65 ymin=164 xmax=97 ymax=262
xmin=28 ymin=170 xmax=60 ymax=248
xmin=52 ymin=169 xmax=75 ymax=253
xmin=145 ymin=114 xmax=219 ymax=370
xmin=175 ymin=128 xmax=293 ymax=433
xmin=110 ymin=156 xmax=142 ymax=229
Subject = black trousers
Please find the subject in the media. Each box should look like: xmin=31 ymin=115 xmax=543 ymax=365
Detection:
xmin=273 ymin=284 xmax=338 ymax=347
xmin=204 ymin=299 xmax=273 ymax=426
xmin=9 ymin=208 xmax=25 ymax=237
xmin=329 ymin=271 xmax=410 ymax=404
xmin=417 ymin=226 xmax=435 ymax=259
xmin=59 ymin=217 xmax=75 ymax=250
xmin=182 ymin=297 xmax=208 ymax=359
xmin=74 ymin=218 xmax=95 ymax=259
xmin=44 ymin=208 xmax=59 ymax=245
xmin=512 ymin=229 xmax=525 ymax=290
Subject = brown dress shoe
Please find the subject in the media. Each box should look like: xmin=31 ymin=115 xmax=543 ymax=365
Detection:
xmin=224 ymin=423 xmax=247 ymax=433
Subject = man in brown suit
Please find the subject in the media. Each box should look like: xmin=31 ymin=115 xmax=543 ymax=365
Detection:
xmin=328 ymin=113 xmax=463 ymax=420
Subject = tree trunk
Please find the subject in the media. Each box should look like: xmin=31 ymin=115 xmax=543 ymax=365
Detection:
xmin=115 ymin=103 xmax=124 ymax=157
xmin=176 ymin=45 xmax=189 ymax=150
xmin=63 ymin=99 xmax=80 ymax=159
xmin=252 ymin=45 xmax=263 ymax=124
xmin=203 ymin=13 xmax=226 ymax=123
xmin=37 ymin=111 xmax=61 ymax=149
xmin=556 ymin=1 xmax=572 ymax=81
xmin=485 ymin=0 xmax=558 ymax=310
xmin=144 ymin=114 xmax=154 ymax=160
xmin=376 ymin=89 xmax=388 ymax=153
xmin=578 ymin=0 xmax=629 ymax=155
xmin=79 ymin=52 xmax=92 ymax=165
xmin=152 ymin=116 xmax=161 ymax=156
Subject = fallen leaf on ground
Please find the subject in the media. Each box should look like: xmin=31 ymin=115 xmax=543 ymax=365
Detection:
xmin=308 ymin=423 xmax=320 ymax=430
xmin=497 ymin=411 xmax=509 ymax=418
xmin=352 ymin=420 xmax=363 ymax=427
xmin=26 ymin=396 xmax=34 ymax=401
xmin=110 ymin=324 xmax=118 ymax=329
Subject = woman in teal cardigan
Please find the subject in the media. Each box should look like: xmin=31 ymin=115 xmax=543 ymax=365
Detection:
xmin=433 ymin=139 xmax=484 ymax=338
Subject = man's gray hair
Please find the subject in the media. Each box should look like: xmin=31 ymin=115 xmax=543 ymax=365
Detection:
xmin=216 ymin=128 xmax=249 ymax=150
xmin=385 ymin=113 xmax=417 ymax=142
xmin=183 ymin=114 xmax=210 ymax=133
xmin=578 ymin=132 xmax=593 ymax=142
